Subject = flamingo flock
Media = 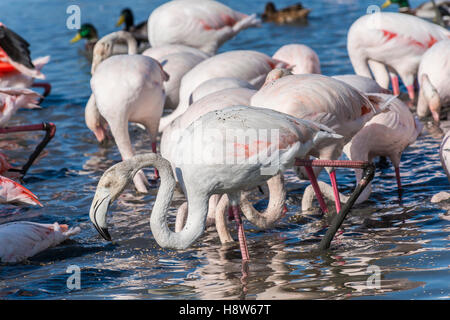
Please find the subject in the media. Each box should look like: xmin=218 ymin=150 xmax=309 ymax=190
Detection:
xmin=1 ymin=1 xmax=450 ymax=275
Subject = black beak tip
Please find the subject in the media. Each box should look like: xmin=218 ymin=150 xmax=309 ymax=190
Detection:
xmin=93 ymin=223 xmax=112 ymax=241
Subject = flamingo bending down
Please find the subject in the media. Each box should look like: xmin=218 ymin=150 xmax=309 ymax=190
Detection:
xmin=272 ymin=44 xmax=321 ymax=74
xmin=251 ymin=72 xmax=391 ymax=213
xmin=89 ymin=31 xmax=169 ymax=193
xmin=416 ymin=40 xmax=450 ymax=124
xmin=343 ymin=94 xmax=423 ymax=203
xmin=147 ymin=0 xmax=261 ymax=56
xmin=0 ymin=87 xmax=41 ymax=126
xmin=90 ymin=106 xmax=343 ymax=260
xmin=158 ymin=50 xmax=289 ymax=132
xmin=161 ymin=88 xmax=286 ymax=243
xmin=0 ymin=24 xmax=51 ymax=102
xmin=347 ymin=12 xmax=450 ymax=100
xmin=0 ymin=221 xmax=80 ymax=264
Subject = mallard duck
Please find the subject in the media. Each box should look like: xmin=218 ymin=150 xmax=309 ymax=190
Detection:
xmin=262 ymin=2 xmax=310 ymax=24
xmin=116 ymin=8 xmax=148 ymax=44
xmin=382 ymin=0 xmax=450 ymax=25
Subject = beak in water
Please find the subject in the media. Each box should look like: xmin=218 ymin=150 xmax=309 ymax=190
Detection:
xmin=116 ymin=15 xmax=125 ymax=27
xmin=70 ymin=32 xmax=82 ymax=43
xmin=89 ymin=187 xmax=112 ymax=241
xmin=381 ymin=0 xmax=392 ymax=8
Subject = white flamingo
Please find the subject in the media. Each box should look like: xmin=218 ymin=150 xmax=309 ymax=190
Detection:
xmin=90 ymin=106 xmax=342 ymax=260
xmin=147 ymin=0 xmax=261 ymax=55
xmin=251 ymin=72 xmax=391 ymax=213
xmin=347 ymin=12 xmax=450 ymax=100
xmin=89 ymin=31 xmax=169 ymax=193
xmin=417 ymin=39 xmax=450 ymax=124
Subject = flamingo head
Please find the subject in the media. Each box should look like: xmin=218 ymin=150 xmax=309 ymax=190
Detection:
xmin=89 ymin=159 xmax=135 ymax=241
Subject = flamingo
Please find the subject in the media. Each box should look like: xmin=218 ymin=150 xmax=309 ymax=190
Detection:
xmin=332 ymin=74 xmax=392 ymax=94
xmin=143 ymin=50 xmax=208 ymax=109
xmin=0 ymin=87 xmax=41 ymax=127
xmin=90 ymin=106 xmax=343 ymax=260
xmin=158 ymin=50 xmax=289 ymax=132
xmin=416 ymin=39 xmax=450 ymax=124
xmin=160 ymin=87 xmax=284 ymax=243
xmin=0 ymin=24 xmax=51 ymax=102
xmin=272 ymin=44 xmax=321 ymax=74
xmin=190 ymin=77 xmax=256 ymax=104
xmin=147 ymin=0 xmax=261 ymax=56
xmin=89 ymin=31 xmax=169 ymax=193
xmin=347 ymin=12 xmax=450 ymax=100
xmin=342 ymin=94 xmax=423 ymax=203
xmin=0 ymin=175 xmax=42 ymax=207
xmin=250 ymin=72 xmax=391 ymax=214
xmin=0 ymin=221 xmax=80 ymax=264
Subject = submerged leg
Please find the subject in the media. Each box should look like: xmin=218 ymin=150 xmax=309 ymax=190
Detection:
xmin=231 ymin=205 xmax=250 ymax=261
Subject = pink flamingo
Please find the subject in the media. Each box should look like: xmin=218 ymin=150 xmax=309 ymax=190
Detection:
xmin=89 ymin=31 xmax=169 ymax=193
xmin=332 ymin=74 xmax=392 ymax=94
xmin=0 ymin=23 xmax=51 ymax=103
xmin=417 ymin=39 xmax=450 ymax=124
xmin=147 ymin=0 xmax=261 ymax=55
xmin=0 ymin=221 xmax=80 ymax=263
xmin=0 ymin=175 xmax=41 ymax=207
xmin=251 ymin=72 xmax=391 ymax=214
xmin=0 ymin=87 xmax=41 ymax=126
xmin=272 ymin=44 xmax=321 ymax=74
xmin=347 ymin=12 xmax=450 ymax=100
xmin=158 ymin=50 xmax=289 ymax=132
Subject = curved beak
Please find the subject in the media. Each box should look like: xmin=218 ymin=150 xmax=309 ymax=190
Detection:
xmin=70 ymin=33 xmax=82 ymax=43
xmin=381 ymin=0 xmax=392 ymax=9
xmin=89 ymin=187 xmax=112 ymax=241
xmin=116 ymin=14 xmax=125 ymax=27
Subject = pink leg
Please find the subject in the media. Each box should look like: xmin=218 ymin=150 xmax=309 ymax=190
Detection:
xmin=406 ymin=85 xmax=415 ymax=101
xmin=151 ymin=142 xmax=159 ymax=180
xmin=329 ymin=171 xmax=341 ymax=214
xmin=304 ymin=165 xmax=329 ymax=213
xmin=391 ymin=75 xmax=400 ymax=95
xmin=232 ymin=205 xmax=250 ymax=261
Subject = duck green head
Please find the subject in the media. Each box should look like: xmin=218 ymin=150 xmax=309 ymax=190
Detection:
xmin=116 ymin=8 xmax=134 ymax=30
xmin=70 ymin=23 xmax=98 ymax=43
xmin=381 ymin=0 xmax=411 ymax=9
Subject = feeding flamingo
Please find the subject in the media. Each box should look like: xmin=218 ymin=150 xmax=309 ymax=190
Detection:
xmin=272 ymin=44 xmax=321 ymax=74
xmin=158 ymin=50 xmax=289 ymax=132
xmin=147 ymin=0 xmax=261 ymax=55
xmin=88 ymin=31 xmax=169 ymax=193
xmin=251 ymin=72 xmax=391 ymax=214
xmin=347 ymin=12 xmax=450 ymax=100
xmin=90 ymin=106 xmax=344 ymax=260
xmin=416 ymin=39 xmax=450 ymax=124
xmin=0 ymin=221 xmax=80 ymax=264
xmin=0 ymin=24 xmax=51 ymax=102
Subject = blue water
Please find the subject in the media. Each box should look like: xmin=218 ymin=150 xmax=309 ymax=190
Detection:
xmin=0 ymin=0 xmax=449 ymax=300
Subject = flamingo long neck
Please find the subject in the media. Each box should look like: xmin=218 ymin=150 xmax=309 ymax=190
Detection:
xmin=239 ymin=174 xmax=286 ymax=229
xmin=129 ymin=154 xmax=209 ymax=250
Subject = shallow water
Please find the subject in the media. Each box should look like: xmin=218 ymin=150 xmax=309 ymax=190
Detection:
xmin=0 ymin=0 xmax=449 ymax=300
